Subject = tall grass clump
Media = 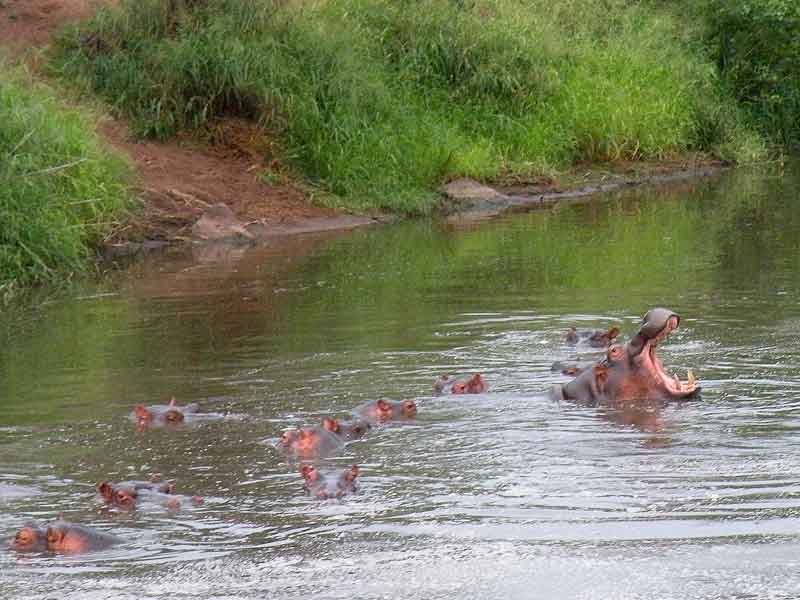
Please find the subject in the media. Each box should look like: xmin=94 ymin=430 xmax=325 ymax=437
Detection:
xmin=52 ymin=0 xmax=760 ymax=213
xmin=689 ymin=0 xmax=800 ymax=149
xmin=0 ymin=65 xmax=129 ymax=289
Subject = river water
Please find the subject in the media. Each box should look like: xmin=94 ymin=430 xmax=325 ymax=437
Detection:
xmin=2 ymin=164 xmax=800 ymax=599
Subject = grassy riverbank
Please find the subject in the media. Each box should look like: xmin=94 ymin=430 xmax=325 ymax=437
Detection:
xmin=51 ymin=0 xmax=765 ymax=214
xmin=0 ymin=65 xmax=129 ymax=292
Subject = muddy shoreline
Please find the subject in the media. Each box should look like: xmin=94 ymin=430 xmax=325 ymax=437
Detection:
xmin=439 ymin=163 xmax=726 ymax=223
xmin=102 ymin=161 xmax=726 ymax=259
xmin=103 ymin=161 xmax=726 ymax=259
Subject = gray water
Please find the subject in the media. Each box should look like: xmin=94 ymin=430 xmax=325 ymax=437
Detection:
xmin=2 ymin=164 xmax=800 ymax=599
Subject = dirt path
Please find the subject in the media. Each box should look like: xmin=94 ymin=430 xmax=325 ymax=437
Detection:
xmin=0 ymin=0 xmax=378 ymax=249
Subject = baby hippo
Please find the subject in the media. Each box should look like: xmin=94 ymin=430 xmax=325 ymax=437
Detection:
xmin=300 ymin=465 xmax=359 ymax=500
xmin=132 ymin=397 xmax=198 ymax=428
xmin=277 ymin=426 xmax=344 ymax=459
xmin=10 ymin=520 xmax=120 ymax=554
xmin=321 ymin=417 xmax=371 ymax=442
xmin=433 ymin=373 xmax=488 ymax=395
xmin=566 ymin=326 xmax=620 ymax=348
xmin=354 ymin=399 xmax=417 ymax=423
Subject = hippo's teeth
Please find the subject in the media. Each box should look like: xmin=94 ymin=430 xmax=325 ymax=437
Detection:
xmin=673 ymin=374 xmax=681 ymax=389
xmin=687 ymin=369 xmax=696 ymax=386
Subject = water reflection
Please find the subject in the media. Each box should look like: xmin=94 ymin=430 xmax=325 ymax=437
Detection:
xmin=2 ymin=163 xmax=800 ymax=598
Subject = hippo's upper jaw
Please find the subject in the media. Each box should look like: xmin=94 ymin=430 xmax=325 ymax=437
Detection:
xmin=556 ymin=308 xmax=700 ymax=404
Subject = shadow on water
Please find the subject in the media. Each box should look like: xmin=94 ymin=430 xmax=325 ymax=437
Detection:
xmin=2 ymin=163 xmax=800 ymax=599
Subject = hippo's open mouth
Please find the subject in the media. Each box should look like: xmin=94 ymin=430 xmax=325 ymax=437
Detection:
xmin=635 ymin=312 xmax=698 ymax=397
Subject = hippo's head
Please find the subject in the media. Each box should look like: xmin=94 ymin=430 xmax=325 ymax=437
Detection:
xmin=554 ymin=308 xmax=699 ymax=404
xmin=301 ymin=465 xmax=359 ymax=500
xmin=451 ymin=373 xmax=488 ymax=394
xmin=97 ymin=481 xmax=138 ymax=509
xmin=279 ymin=428 xmax=323 ymax=453
xmin=321 ymin=418 xmax=371 ymax=441
xmin=9 ymin=525 xmax=47 ymax=552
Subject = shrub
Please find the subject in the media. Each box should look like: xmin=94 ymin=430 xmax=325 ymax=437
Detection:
xmin=693 ymin=0 xmax=800 ymax=148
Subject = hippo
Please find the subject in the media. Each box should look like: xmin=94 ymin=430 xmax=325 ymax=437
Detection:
xmin=96 ymin=479 xmax=201 ymax=510
xmin=566 ymin=326 xmax=621 ymax=348
xmin=354 ymin=399 xmax=417 ymax=423
xmin=433 ymin=373 xmax=488 ymax=395
xmin=10 ymin=520 xmax=120 ymax=554
xmin=300 ymin=465 xmax=359 ymax=500
xmin=277 ymin=426 xmax=344 ymax=459
xmin=132 ymin=397 xmax=199 ymax=428
xmin=553 ymin=308 xmax=699 ymax=404
xmin=321 ymin=417 xmax=371 ymax=442
xmin=97 ymin=479 xmax=175 ymax=509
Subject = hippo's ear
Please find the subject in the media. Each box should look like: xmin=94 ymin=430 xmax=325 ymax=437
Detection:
xmin=376 ymin=398 xmax=391 ymax=410
xmin=300 ymin=464 xmax=318 ymax=481
xmin=321 ymin=417 xmax=338 ymax=433
xmin=469 ymin=373 xmax=486 ymax=391
xmin=344 ymin=465 xmax=360 ymax=482
xmin=97 ymin=481 xmax=113 ymax=500
xmin=593 ymin=365 xmax=609 ymax=392
xmin=133 ymin=405 xmax=152 ymax=421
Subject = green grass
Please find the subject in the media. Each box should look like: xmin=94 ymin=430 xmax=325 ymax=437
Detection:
xmin=51 ymin=0 xmax=763 ymax=214
xmin=0 ymin=64 xmax=130 ymax=291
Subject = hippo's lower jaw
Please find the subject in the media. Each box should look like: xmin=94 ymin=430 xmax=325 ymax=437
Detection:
xmin=641 ymin=343 xmax=698 ymax=398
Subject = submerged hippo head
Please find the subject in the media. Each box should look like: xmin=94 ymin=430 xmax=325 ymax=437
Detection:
xmin=300 ymin=465 xmax=359 ymax=500
xmin=44 ymin=520 xmax=120 ymax=553
xmin=97 ymin=481 xmax=138 ymax=509
xmin=554 ymin=308 xmax=699 ymax=404
xmin=9 ymin=525 xmax=48 ymax=552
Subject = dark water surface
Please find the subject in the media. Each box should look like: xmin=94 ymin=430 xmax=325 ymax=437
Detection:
xmin=2 ymin=164 xmax=800 ymax=599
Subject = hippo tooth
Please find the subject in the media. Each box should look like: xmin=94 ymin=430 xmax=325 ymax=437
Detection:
xmin=673 ymin=374 xmax=681 ymax=388
xmin=687 ymin=369 xmax=695 ymax=386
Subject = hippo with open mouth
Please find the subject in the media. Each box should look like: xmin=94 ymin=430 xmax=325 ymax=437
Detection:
xmin=552 ymin=308 xmax=699 ymax=404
